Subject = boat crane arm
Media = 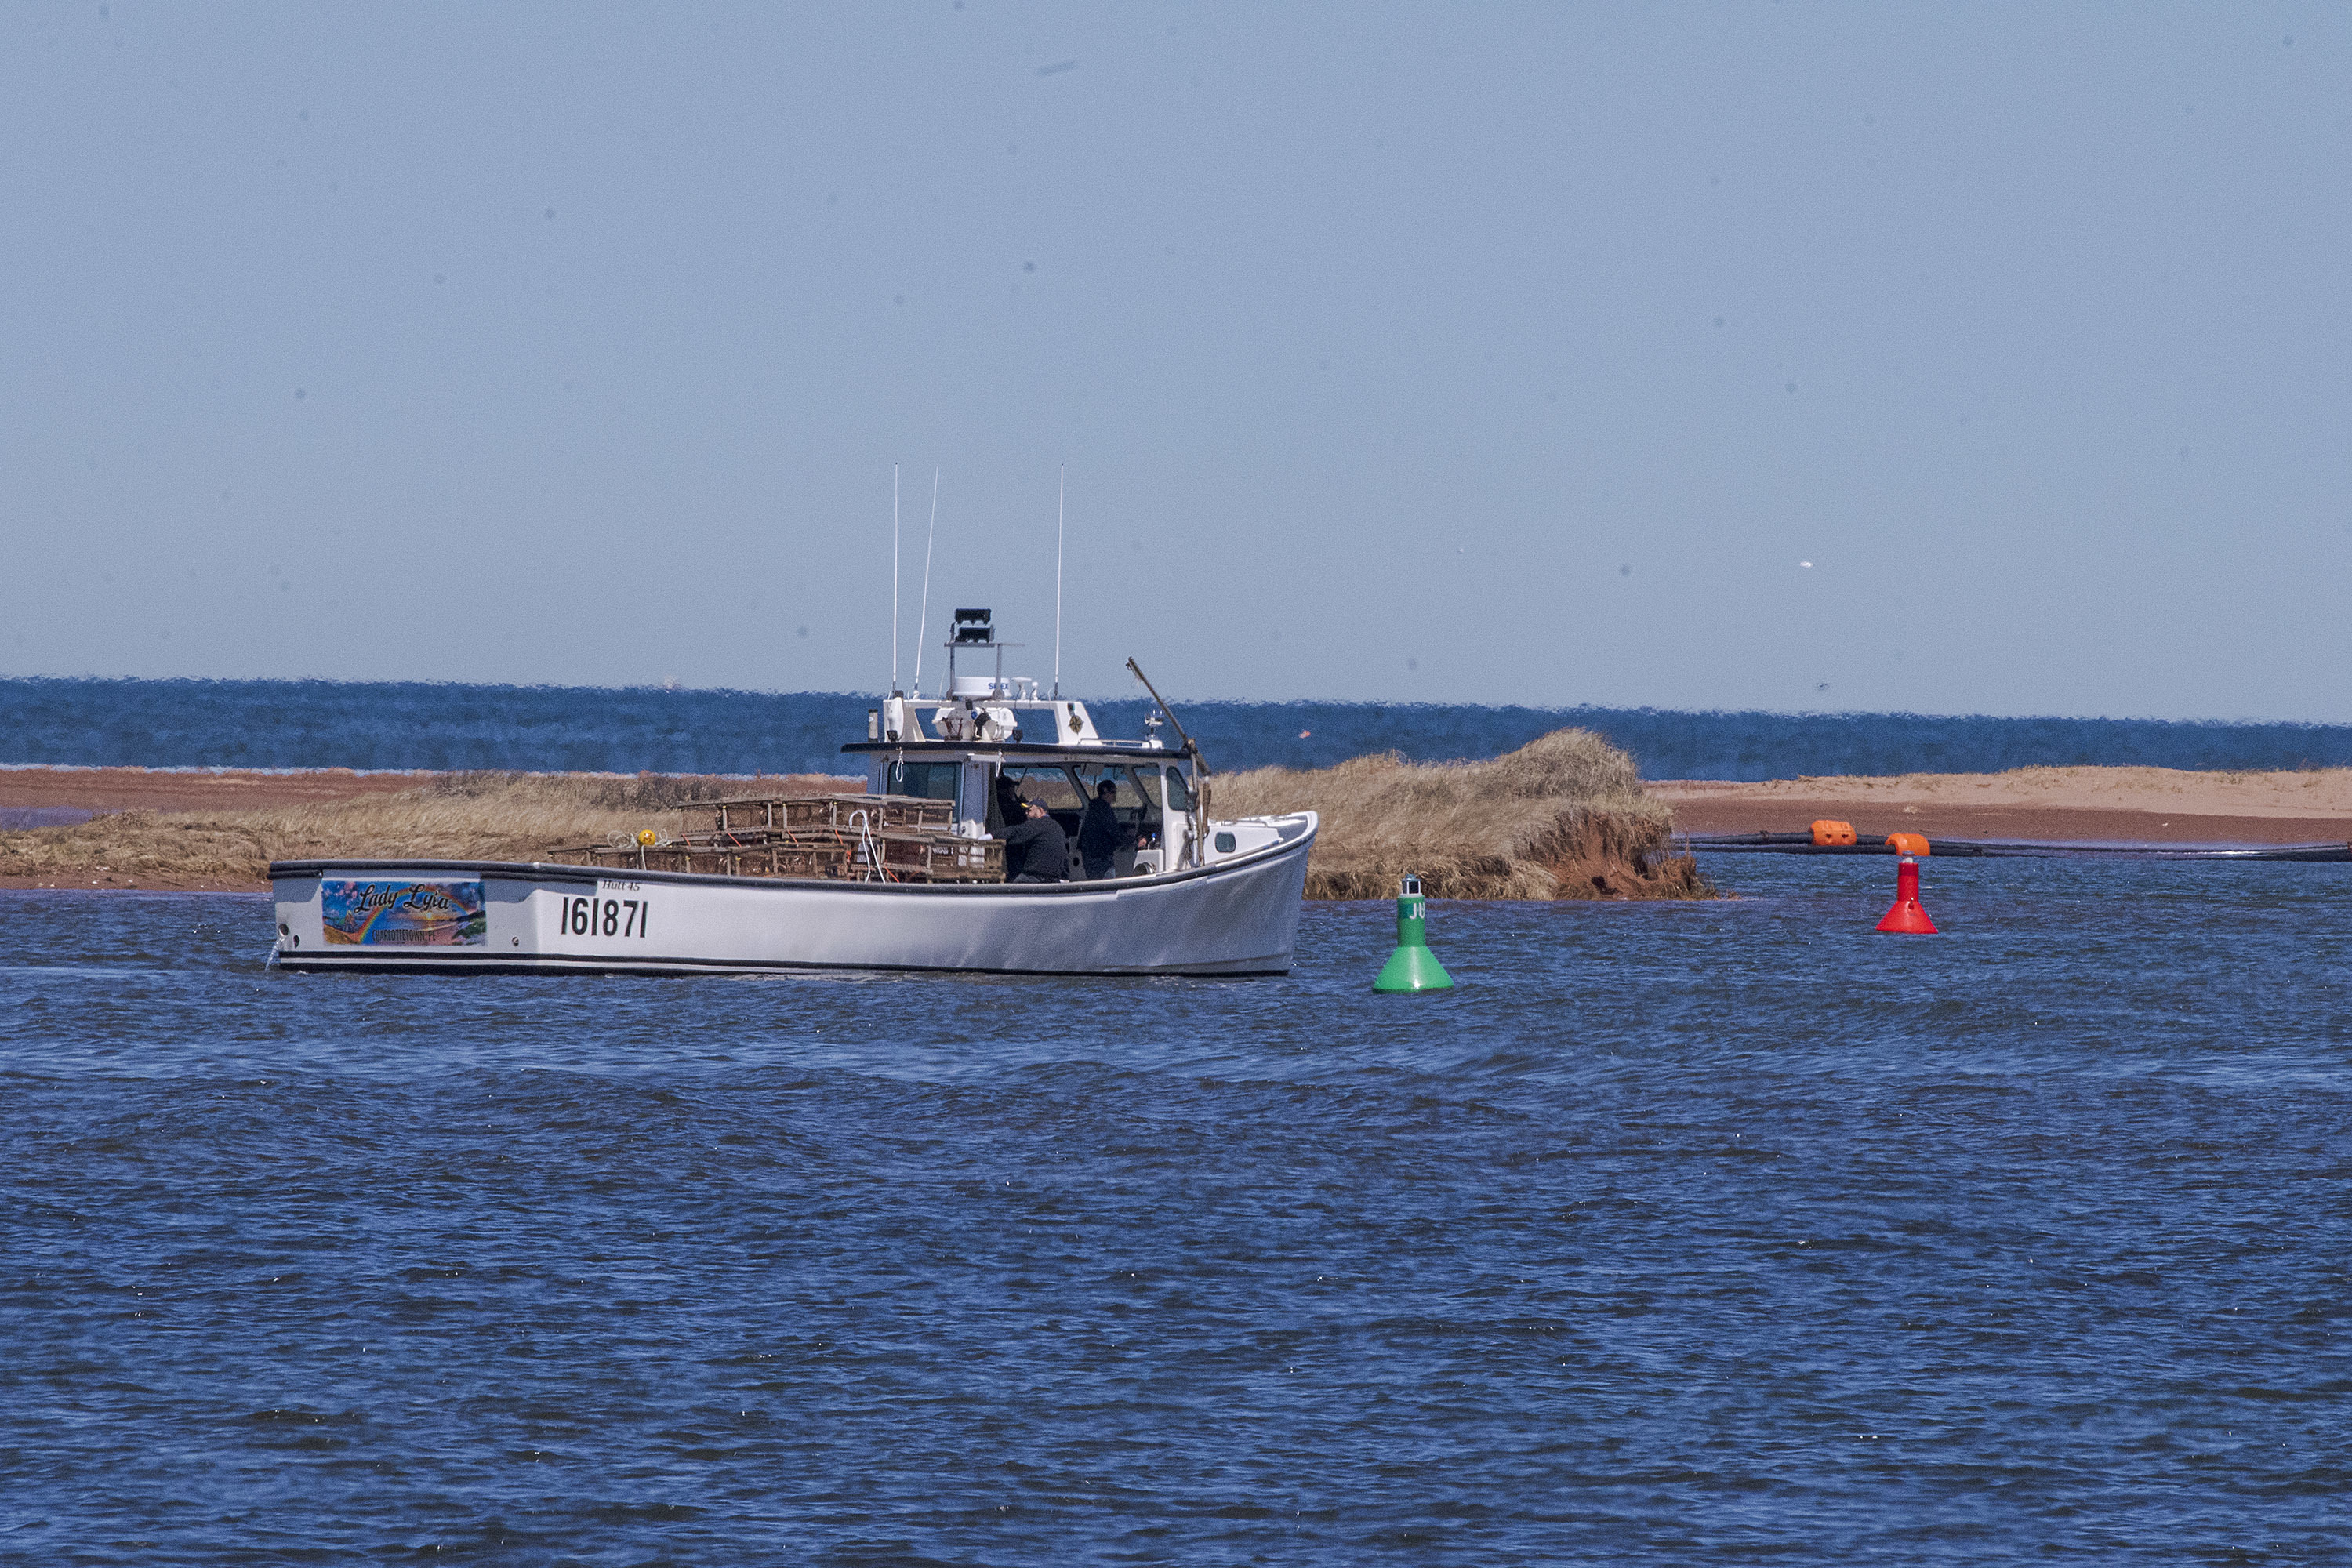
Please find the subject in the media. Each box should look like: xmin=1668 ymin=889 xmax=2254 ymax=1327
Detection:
xmin=1127 ymin=657 xmax=1211 ymax=861
xmin=1125 ymin=659 xmax=1203 ymax=768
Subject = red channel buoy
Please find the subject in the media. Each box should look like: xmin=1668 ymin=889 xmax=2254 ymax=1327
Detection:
xmin=1876 ymin=855 xmax=1938 ymax=934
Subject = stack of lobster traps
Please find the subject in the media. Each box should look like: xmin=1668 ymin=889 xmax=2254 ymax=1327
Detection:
xmin=546 ymin=793 xmax=1004 ymax=884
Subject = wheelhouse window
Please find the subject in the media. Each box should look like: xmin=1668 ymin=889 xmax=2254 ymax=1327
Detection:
xmin=998 ymin=764 xmax=1085 ymax=811
xmin=993 ymin=764 xmax=1086 ymax=833
xmin=886 ymin=761 xmax=960 ymax=801
xmin=1073 ymin=762 xmax=1152 ymax=810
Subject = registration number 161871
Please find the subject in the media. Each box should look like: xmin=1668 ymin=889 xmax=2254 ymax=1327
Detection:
xmin=561 ymin=892 xmax=652 ymax=938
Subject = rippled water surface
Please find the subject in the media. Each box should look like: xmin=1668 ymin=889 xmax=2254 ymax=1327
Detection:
xmin=5 ymin=858 xmax=2348 ymax=1564
xmin=13 ymin=675 xmax=2352 ymax=778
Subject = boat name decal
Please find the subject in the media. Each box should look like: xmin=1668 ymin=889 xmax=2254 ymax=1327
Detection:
xmin=321 ymin=879 xmax=488 ymax=946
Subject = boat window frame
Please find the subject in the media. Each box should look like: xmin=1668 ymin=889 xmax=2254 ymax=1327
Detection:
xmin=884 ymin=759 xmax=961 ymax=803
xmin=996 ymin=762 xmax=1089 ymax=816
xmin=1071 ymin=761 xmax=1157 ymax=815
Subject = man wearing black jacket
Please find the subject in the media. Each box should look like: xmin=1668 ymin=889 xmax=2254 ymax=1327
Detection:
xmin=1002 ymin=800 xmax=1068 ymax=883
xmin=1076 ymin=779 xmax=1131 ymax=880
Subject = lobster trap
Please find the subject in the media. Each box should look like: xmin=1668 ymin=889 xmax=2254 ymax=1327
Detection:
xmin=677 ymin=793 xmax=953 ymax=836
xmin=546 ymin=793 xmax=1000 ymax=884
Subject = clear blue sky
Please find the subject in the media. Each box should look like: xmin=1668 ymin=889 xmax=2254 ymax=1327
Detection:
xmin=5 ymin=4 xmax=2345 ymax=717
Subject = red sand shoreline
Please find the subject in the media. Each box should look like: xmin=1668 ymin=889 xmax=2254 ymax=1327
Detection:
xmin=1648 ymin=769 xmax=2352 ymax=847
xmin=0 ymin=766 xmax=438 ymax=816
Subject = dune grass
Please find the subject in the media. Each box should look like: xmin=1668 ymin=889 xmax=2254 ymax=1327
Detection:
xmin=1214 ymin=728 xmax=1711 ymax=900
xmin=2 ymin=734 xmax=1711 ymax=901
xmin=0 ymin=773 xmax=844 ymax=887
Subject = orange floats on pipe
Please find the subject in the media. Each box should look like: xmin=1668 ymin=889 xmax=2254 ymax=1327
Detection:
xmin=1810 ymin=819 xmax=1857 ymax=846
xmin=1884 ymin=831 xmax=1931 ymax=856
xmin=1876 ymin=856 xmax=1938 ymax=934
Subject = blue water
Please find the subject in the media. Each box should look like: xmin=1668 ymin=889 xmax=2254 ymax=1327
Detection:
xmin=5 ymin=858 xmax=2347 ymax=1563
xmin=10 ymin=677 xmax=2352 ymax=779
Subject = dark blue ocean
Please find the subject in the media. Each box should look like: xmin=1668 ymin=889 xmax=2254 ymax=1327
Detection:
xmin=5 ymin=855 xmax=2348 ymax=1564
xmin=9 ymin=677 xmax=2352 ymax=779
xmin=6 ymin=682 xmax=2349 ymax=1560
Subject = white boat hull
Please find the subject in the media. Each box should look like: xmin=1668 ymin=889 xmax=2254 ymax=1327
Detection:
xmin=269 ymin=813 xmax=1316 ymax=978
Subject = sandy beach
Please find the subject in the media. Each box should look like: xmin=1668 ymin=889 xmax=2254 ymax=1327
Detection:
xmin=6 ymin=762 xmax=2350 ymax=892
xmin=0 ymin=741 xmax=1694 ymax=901
xmin=0 ymin=768 xmax=830 ymax=891
xmin=1649 ymin=766 xmax=2352 ymax=846
xmin=0 ymin=766 xmax=441 ymax=818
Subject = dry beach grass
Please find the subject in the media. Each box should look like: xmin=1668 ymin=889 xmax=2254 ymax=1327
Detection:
xmin=0 ymin=773 xmax=848 ymax=891
xmin=0 ymin=732 xmax=1705 ymax=900
xmin=9 ymin=750 xmax=2345 ymax=897
xmin=1214 ymin=728 xmax=1711 ymax=900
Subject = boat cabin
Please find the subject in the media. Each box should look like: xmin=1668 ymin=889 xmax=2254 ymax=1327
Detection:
xmin=844 ymin=608 xmax=1209 ymax=877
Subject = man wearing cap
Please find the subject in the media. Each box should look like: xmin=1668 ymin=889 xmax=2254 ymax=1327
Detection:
xmin=1002 ymin=800 xmax=1069 ymax=884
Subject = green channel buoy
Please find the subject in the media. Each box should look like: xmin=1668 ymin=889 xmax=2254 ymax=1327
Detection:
xmin=1373 ymin=873 xmax=1455 ymax=993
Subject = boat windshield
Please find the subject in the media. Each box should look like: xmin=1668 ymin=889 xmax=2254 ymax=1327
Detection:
xmin=1119 ymin=762 xmax=1192 ymax=815
xmin=998 ymin=764 xmax=1085 ymax=822
xmin=1072 ymin=762 xmax=1153 ymax=811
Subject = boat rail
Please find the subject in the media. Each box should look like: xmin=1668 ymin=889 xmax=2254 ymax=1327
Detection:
xmin=546 ymin=828 xmax=1002 ymax=883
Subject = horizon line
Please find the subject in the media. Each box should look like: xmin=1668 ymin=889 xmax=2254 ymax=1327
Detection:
xmin=1 ymin=672 xmax=2350 ymax=731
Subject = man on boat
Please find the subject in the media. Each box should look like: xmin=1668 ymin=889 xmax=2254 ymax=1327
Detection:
xmin=993 ymin=774 xmax=1028 ymax=831
xmin=1077 ymin=779 xmax=1131 ymax=880
xmin=1003 ymin=800 xmax=1069 ymax=884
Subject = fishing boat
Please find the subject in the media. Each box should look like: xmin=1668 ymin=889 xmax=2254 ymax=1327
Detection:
xmin=268 ymin=612 xmax=1316 ymax=977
